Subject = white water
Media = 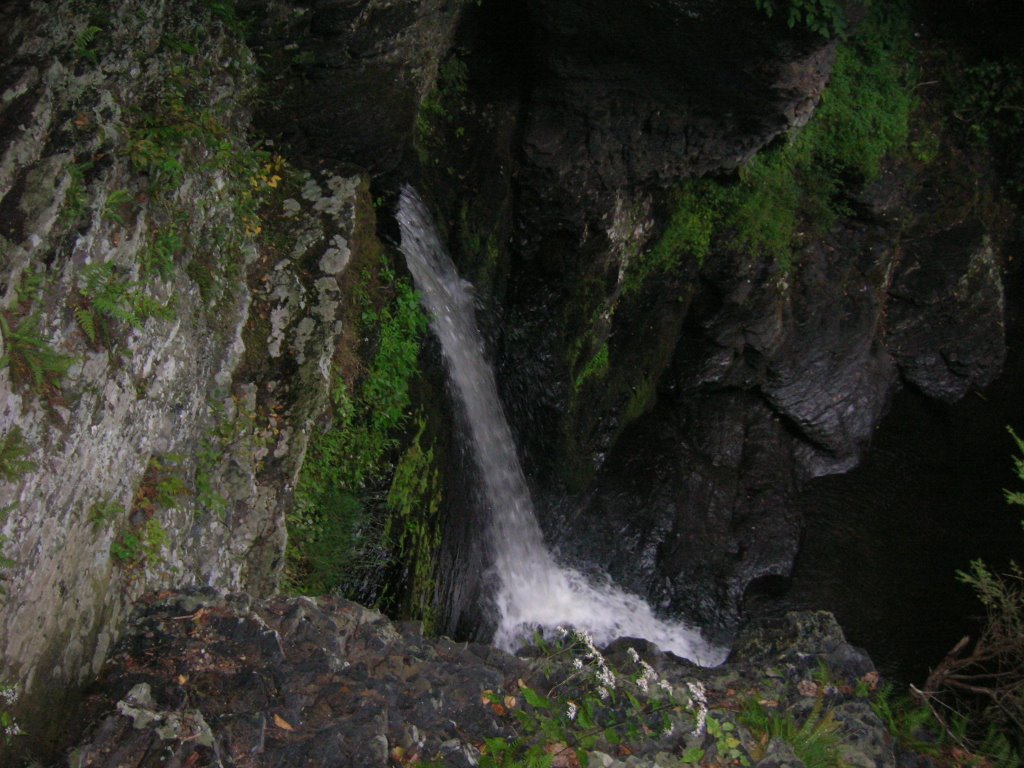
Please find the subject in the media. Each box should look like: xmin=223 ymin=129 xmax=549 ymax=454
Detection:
xmin=397 ymin=186 xmax=725 ymax=665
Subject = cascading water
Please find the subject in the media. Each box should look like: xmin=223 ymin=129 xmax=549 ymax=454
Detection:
xmin=398 ymin=186 xmax=725 ymax=665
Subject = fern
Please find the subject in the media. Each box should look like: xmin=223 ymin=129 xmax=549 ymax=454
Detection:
xmin=742 ymin=698 xmax=847 ymax=768
xmin=0 ymin=312 xmax=73 ymax=392
xmin=74 ymin=306 xmax=97 ymax=344
xmin=78 ymin=262 xmax=173 ymax=341
xmin=0 ymin=427 xmax=35 ymax=481
xmin=73 ymin=24 xmax=101 ymax=63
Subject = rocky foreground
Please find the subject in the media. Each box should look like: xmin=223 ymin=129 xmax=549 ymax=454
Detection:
xmin=64 ymin=588 xmax=899 ymax=768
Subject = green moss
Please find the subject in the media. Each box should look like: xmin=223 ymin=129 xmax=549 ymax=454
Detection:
xmin=285 ymin=262 xmax=428 ymax=596
xmin=573 ymin=343 xmax=610 ymax=393
xmin=415 ymin=57 xmax=470 ymax=166
xmin=381 ymin=417 xmax=444 ymax=621
xmin=630 ymin=1 xmax=912 ymax=285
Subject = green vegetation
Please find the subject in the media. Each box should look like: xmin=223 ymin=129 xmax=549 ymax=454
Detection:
xmin=952 ymin=59 xmax=1024 ymax=199
xmin=0 ymin=312 xmax=73 ymax=394
xmin=381 ymin=418 xmax=444 ymax=622
xmin=415 ymin=57 xmax=470 ymax=167
xmin=0 ymin=682 xmax=21 ymax=744
xmin=88 ymin=501 xmax=125 ymax=530
xmin=74 ymin=261 xmax=174 ymax=345
xmin=111 ymin=455 xmax=184 ymax=569
xmin=474 ymin=631 xmax=696 ymax=768
xmin=630 ymin=2 xmax=912 ymax=288
xmin=110 ymin=517 xmax=169 ymax=568
xmin=285 ymin=263 xmax=430 ymax=597
xmin=116 ymin=4 xmax=273 ymax=313
xmin=73 ymin=24 xmax=102 ymax=63
xmin=0 ymin=428 xmax=34 ymax=482
xmin=573 ymin=343 xmax=609 ymax=393
xmin=754 ymin=0 xmax=849 ymax=38
xmin=740 ymin=699 xmax=846 ymax=768
xmin=872 ymin=427 xmax=1024 ymax=768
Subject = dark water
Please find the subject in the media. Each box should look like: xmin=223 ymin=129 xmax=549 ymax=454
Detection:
xmin=760 ymin=371 xmax=1024 ymax=685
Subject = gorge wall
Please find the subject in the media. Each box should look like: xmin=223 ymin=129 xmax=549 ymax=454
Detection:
xmin=0 ymin=0 xmax=1017 ymax=761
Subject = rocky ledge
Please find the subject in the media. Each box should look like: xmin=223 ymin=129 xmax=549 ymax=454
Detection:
xmin=64 ymin=588 xmax=901 ymax=768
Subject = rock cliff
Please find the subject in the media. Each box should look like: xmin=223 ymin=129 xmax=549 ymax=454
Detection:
xmin=0 ymin=0 xmax=382 ymax=754
xmin=67 ymin=588 xmax=894 ymax=768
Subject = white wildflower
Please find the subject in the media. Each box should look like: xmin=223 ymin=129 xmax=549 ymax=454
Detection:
xmin=596 ymin=664 xmax=616 ymax=691
xmin=566 ymin=701 xmax=578 ymax=721
xmin=572 ymin=658 xmax=584 ymax=671
xmin=0 ymin=685 xmax=17 ymax=705
xmin=637 ymin=676 xmax=649 ymax=693
xmin=597 ymin=686 xmax=610 ymax=700
xmin=686 ymin=681 xmax=707 ymax=737
xmin=627 ymin=647 xmax=640 ymax=664
xmin=658 ymin=679 xmax=673 ymax=694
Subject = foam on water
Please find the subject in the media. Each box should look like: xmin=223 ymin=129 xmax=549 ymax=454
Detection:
xmin=397 ymin=185 xmax=725 ymax=665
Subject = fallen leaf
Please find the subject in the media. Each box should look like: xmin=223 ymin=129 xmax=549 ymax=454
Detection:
xmin=273 ymin=714 xmax=295 ymax=731
xmin=503 ymin=695 xmax=517 ymax=709
xmin=544 ymin=743 xmax=580 ymax=768
xmin=490 ymin=703 xmax=507 ymax=717
xmin=177 ymin=674 xmax=188 ymax=685
xmin=861 ymin=671 xmax=880 ymax=691
xmin=480 ymin=689 xmax=494 ymax=705
xmin=797 ymin=679 xmax=819 ymax=697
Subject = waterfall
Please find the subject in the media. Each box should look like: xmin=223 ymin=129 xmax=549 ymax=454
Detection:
xmin=397 ymin=186 xmax=725 ymax=665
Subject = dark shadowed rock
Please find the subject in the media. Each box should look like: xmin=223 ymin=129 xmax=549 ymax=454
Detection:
xmin=66 ymin=591 xmax=896 ymax=768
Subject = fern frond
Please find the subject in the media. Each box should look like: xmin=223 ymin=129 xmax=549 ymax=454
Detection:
xmin=74 ymin=306 xmax=97 ymax=343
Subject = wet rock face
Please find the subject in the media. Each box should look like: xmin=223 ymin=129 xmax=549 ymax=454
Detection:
xmin=68 ymin=590 xmax=895 ymax=768
xmin=534 ymin=164 xmax=1007 ymax=633
xmin=244 ymin=0 xmax=463 ymax=177
xmin=517 ymin=0 xmax=835 ymax=228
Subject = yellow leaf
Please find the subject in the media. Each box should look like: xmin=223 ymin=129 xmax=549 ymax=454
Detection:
xmin=273 ymin=714 xmax=295 ymax=731
xmin=177 ymin=674 xmax=188 ymax=685
xmin=503 ymin=695 xmax=517 ymax=709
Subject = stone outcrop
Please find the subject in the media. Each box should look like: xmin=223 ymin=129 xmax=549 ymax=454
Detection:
xmin=66 ymin=588 xmax=896 ymax=768
xmin=243 ymin=0 xmax=463 ymax=178
xmin=0 ymin=1 xmax=377 ymax=755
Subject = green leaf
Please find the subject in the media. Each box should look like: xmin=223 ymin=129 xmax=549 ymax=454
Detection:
xmin=521 ymin=686 xmax=550 ymax=710
xmin=682 ymin=746 xmax=705 ymax=764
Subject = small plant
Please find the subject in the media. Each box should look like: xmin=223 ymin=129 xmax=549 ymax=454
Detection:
xmin=707 ymin=714 xmax=749 ymax=765
xmin=573 ymin=344 xmax=609 ymax=393
xmin=88 ymin=500 xmax=124 ymax=530
xmin=477 ymin=630 xmax=696 ymax=768
xmin=902 ymin=426 xmax=1024 ymax=767
xmin=62 ymin=160 xmax=93 ymax=224
xmin=0 ymin=682 xmax=22 ymax=745
xmin=740 ymin=698 xmax=844 ymax=768
xmin=139 ymin=456 xmax=188 ymax=512
xmin=141 ymin=226 xmax=184 ymax=281
xmin=73 ymin=24 xmax=102 ymax=63
xmin=75 ymin=261 xmax=173 ymax=345
xmin=753 ymin=0 xmax=849 ymax=38
xmin=0 ymin=427 xmax=34 ymax=482
xmin=0 ymin=312 xmax=73 ymax=393
xmin=110 ymin=518 xmax=169 ymax=568
xmin=101 ymin=189 xmax=135 ymax=225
